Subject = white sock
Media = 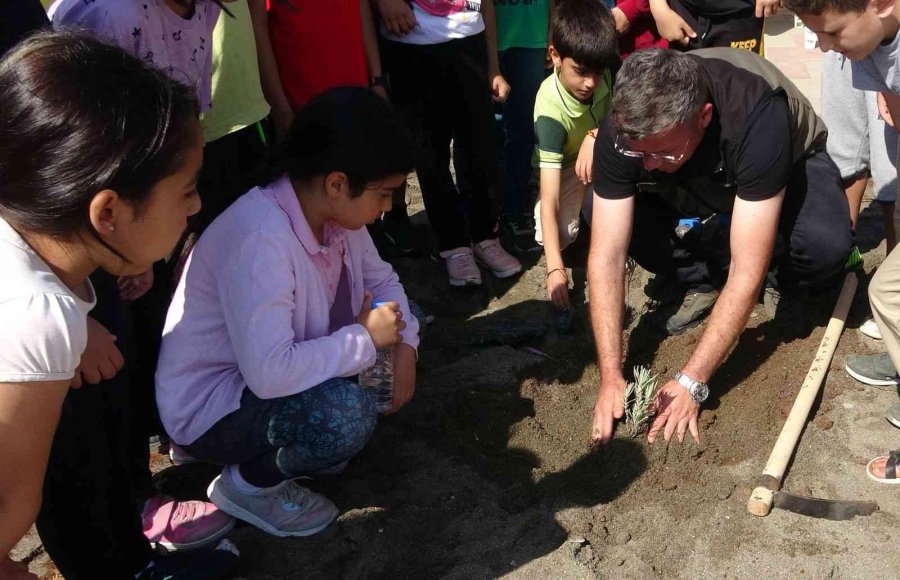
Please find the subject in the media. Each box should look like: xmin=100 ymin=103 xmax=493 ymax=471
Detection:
xmin=227 ymin=464 xmax=277 ymax=495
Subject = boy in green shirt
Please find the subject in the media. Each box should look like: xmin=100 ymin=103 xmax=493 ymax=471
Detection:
xmin=533 ymin=0 xmax=617 ymax=311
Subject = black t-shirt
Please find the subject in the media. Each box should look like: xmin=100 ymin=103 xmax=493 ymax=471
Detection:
xmin=593 ymin=49 xmax=823 ymax=210
xmin=0 ymin=0 xmax=49 ymax=59
xmin=677 ymin=0 xmax=755 ymax=17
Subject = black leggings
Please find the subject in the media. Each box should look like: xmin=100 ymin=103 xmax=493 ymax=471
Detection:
xmin=382 ymin=33 xmax=500 ymax=251
xmin=36 ymin=272 xmax=155 ymax=579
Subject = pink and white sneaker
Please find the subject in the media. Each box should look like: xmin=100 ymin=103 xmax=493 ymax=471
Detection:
xmin=473 ymin=238 xmax=522 ymax=279
xmin=439 ymin=246 xmax=482 ymax=287
xmin=142 ymin=495 xmax=235 ymax=551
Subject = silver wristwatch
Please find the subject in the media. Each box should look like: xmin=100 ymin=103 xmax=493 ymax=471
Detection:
xmin=675 ymin=371 xmax=709 ymax=404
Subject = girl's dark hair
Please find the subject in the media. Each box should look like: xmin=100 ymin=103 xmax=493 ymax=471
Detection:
xmin=277 ymin=87 xmax=414 ymax=197
xmin=0 ymin=30 xmax=199 ymax=239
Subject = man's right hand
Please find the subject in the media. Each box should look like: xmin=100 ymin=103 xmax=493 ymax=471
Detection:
xmin=376 ymin=0 xmax=418 ymax=35
xmin=591 ymin=375 xmax=626 ymax=445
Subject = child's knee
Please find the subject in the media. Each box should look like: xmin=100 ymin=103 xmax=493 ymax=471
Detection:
xmin=323 ymin=379 xmax=378 ymax=453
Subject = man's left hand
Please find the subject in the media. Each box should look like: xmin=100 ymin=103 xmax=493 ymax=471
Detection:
xmin=386 ymin=343 xmax=416 ymax=414
xmin=647 ymin=380 xmax=700 ymax=444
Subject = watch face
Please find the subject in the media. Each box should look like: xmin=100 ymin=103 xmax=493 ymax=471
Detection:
xmin=694 ymin=383 xmax=709 ymax=402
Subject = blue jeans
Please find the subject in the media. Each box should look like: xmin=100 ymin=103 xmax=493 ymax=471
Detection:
xmin=184 ymin=379 xmax=377 ymax=487
xmin=498 ymin=47 xmax=548 ymax=217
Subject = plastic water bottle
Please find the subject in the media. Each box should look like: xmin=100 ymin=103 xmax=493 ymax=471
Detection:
xmin=359 ymin=301 xmax=394 ymax=413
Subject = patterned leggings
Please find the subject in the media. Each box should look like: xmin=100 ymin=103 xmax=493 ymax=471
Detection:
xmin=183 ymin=378 xmax=377 ymax=487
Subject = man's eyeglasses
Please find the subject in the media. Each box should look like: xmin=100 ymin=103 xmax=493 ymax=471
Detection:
xmin=614 ymin=134 xmax=688 ymax=164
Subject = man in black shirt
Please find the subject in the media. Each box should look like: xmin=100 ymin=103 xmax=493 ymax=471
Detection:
xmin=589 ymin=47 xmax=853 ymax=447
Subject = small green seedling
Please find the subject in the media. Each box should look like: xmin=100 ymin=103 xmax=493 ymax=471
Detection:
xmin=623 ymin=365 xmax=661 ymax=437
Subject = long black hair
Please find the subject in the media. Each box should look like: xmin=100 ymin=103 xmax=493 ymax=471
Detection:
xmin=0 ymin=30 xmax=199 ymax=242
xmin=277 ymin=87 xmax=413 ymax=197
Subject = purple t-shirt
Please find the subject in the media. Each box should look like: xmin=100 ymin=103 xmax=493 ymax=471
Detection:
xmin=50 ymin=0 xmax=219 ymax=112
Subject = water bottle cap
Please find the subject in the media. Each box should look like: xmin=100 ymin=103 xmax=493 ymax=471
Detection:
xmin=373 ymin=301 xmax=389 ymax=308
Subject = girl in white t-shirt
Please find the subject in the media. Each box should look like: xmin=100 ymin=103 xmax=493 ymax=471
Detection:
xmin=0 ymin=31 xmax=236 ymax=579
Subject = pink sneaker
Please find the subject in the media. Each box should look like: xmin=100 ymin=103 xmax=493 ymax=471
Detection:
xmin=142 ymin=495 xmax=235 ymax=551
xmin=439 ymin=247 xmax=482 ymax=287
xmin=473 ymin=238 xmax=522 ymax=279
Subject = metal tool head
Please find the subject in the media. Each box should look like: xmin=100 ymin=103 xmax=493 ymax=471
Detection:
xmin=773 ymin=491 xmax=879 ymax=520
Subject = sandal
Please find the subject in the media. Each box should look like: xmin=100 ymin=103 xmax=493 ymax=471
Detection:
xmin=866 ymin=450 xmax=900 ymax=484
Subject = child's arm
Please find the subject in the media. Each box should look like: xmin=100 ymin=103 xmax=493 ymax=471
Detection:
xmin=359 ymin=232 xmax=420 ymax=351
xmin=648 ymin=0 xmax=695 ymax=45
xmin=540 ymin=167 xmax=571 ymax=311
xmin=360 ymin=0 xmax=387 ymax=99
xmin=373 ymin=0 xmax=418 ymax=36
xmin=247 ymin=0 xmax=294 ymax=141
xmin=755 ymin=0 xmax=780 ymax=18
xmin=575 ymin=128 xmax=598 ymax=185
xmin=0 ymin=379 xmax=69 ymax=556
xmin=217 ymin=230 xmax=394 ymax=398
xmin=482 ymin=0 xmax=510 ymax=103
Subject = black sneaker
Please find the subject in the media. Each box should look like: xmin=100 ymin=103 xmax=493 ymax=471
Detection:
xmin=501 ymin=214 xmax=541 ymax=254
xmin=380 ymin=208 xmax=419 ymax=257
xmin=137 ymin=539 xmax=240 ymax=580
xmin=763 ymin=286 xmax=809 ymax=339
xmin=665 ymin=289 xmax=719 ymax=335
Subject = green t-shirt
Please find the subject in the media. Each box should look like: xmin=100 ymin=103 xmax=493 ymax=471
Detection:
xmin=199 ymin=0 xmax=270 ymax=144
xmin=494 ymin=0 xmax=550 ymax=52
xmin=533 ymin=69 xmax=612 ymax=169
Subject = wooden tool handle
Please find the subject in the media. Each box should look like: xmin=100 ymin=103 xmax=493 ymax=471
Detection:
xmin=747 ymin=272 xmax=858 ymax=517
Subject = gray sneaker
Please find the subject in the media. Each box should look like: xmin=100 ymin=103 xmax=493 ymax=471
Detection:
xmin=207 ymin=469 xmax=339 ymax=538
xmin=845 ymin=353 xmax=900 ymax=389
xmin=666 ymin=289 xmax=719 ymax=335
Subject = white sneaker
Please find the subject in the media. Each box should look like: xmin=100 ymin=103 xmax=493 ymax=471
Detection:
xmin=207 ymin=469 xmax=339 ymax=538
xmin=860 ymin=318 xmax=883 ymax=340
xmin=440 ymin=246 xmax=482 ymax=287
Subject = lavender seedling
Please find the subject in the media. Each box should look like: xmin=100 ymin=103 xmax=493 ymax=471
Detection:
xmin=623 ymin=365 xmax=661 ymax=436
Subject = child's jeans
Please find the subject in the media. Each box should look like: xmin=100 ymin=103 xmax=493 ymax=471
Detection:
xmin=499 ymin=47 xmax=547 ymax=218
xmin=183 ymin=379 xmax=377 ymax=487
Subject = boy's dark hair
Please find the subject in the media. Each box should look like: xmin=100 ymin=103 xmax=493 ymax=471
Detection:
xmin=0 ymin=30 xmax=199 ymax=241
xmin=782 ymin=0 xmax=869 ymax=14
xmin=552 ymin=0 xmax=619 ymax=72
xmin=278 ymin=87 xmax=414 ymax=197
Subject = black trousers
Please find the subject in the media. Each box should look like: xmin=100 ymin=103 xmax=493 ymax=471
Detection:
xmin=628 ymin=149 xmax=854 ymax=292
xmin=382 ymin=33 xmax=500 ymax=251
xmin=669 ymin=0 xmax=765 ymax=54
xmin=36 ymin=272 xmax=155 ymax=579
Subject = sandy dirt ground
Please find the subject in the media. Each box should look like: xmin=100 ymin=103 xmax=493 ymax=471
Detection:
xmin=20 ymin=183 xmax=899 ymax=580
xmin=14 ymin=12 xmax=898 ymax=580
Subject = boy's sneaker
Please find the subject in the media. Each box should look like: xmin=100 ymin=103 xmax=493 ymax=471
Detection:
xmin=440 ymin=247 xmax=483 ymax=287
xmin=859 ymin=318 xmax=883 ymax=340
xmin=142 ymin=495 xmax=235 ymax=551
xmin=380 ymin=208 xmax=419 ymax=257
xmin=207 ymin=470 xmax=339 ymax=538
xmin=137 ymin=539 xmax=240 ymax=580
xmin=473 ymin=238 xmax=523 ymax=279
xmin=501 ymin=214 xmax=541 ymax=254
xmin=169 ymin=443 xmax=199 ymax=466
xmin=666 ymin=289 xmax=718 ymax=335
xmin=845 ymin=353 xmax=900 ymax=388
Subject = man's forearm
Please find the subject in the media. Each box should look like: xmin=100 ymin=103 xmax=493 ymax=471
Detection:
xmin=588 ymin=248 xmax=627 ymax=380
xmin=681 ymin=270 xmax=762 ymax=382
